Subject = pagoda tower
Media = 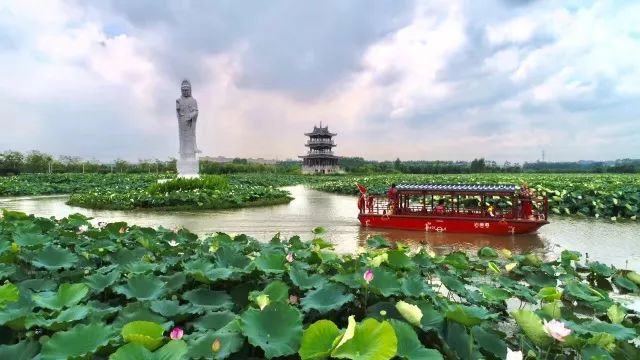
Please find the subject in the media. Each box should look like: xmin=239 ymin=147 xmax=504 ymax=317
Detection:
xmin=299 ymin=124 xmax=343 ymax=174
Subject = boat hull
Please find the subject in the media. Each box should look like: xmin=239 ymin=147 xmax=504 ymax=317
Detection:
xmin=358 ymin=214 xmax=548 ymax=235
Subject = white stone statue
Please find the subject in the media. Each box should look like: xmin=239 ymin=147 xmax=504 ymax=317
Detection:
xmin=176 ymin=79 xmax=200 ymax=177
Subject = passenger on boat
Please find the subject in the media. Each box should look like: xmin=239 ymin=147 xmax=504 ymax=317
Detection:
xmin=387 ymin=184 xmax=398 ymax=213
xmin=434 ymin=199 xmax=446 ymax=215
xmin=366 ymin=195 xmax=374 ymax=213
xmin=357 ymin=193 xmax=366 ymax=214
xmin=519 ymin=184 xmax=534 ymax=219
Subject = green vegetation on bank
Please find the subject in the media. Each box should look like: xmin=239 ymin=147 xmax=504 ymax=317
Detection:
xmin=0 ymin=211 xmax=638 ymax=359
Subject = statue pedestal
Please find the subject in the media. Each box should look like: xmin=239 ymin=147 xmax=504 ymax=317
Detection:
xmin=177 ymin=158 xmax=200 ymax=179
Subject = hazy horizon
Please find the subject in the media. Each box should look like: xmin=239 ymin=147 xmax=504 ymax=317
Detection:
xmin=1 ymin=1 xmax=639 ymax=163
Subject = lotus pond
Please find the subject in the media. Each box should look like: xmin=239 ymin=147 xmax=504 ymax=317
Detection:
xmin=0 ymin=210 xmax=639 ymax=359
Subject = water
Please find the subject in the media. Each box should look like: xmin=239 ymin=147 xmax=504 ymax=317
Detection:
xmin=1 ymin=185 xmax=639 ymax=271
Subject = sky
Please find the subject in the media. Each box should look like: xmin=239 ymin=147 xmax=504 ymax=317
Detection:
xmin=0 ymin=0 xmax=639 ymax=163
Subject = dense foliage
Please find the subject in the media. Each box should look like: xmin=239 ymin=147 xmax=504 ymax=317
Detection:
xmin=0 ymin=174 xmax=158 ymax=197
xmin=0 ymin=211 xmax=638 ymax=359
xmin=312 ymin=174 xmax=640 ymax=220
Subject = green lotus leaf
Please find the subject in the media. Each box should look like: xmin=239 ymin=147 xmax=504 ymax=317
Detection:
xmin=536 ymin=287 xmax=562 ymax=302
xmin=443 ymin=252 xmax=469 ymax=270
xmin=254 ymin=251 xmax=286 ymax=274
xmin=415 ymin=301 xmax=444 ymax=331
xmin=85 ymin=270 xmax=121 ymax=292
xmin=150 ymin=299 xmax=197 ymax=318
xmin=331 ymin=318 xmax=397 ymax=360
xmin=161 ymin=272 xmax=187 ymax=293
xmin=20 ymin=278 xmax=56 ymax=292
xmin=122 ymin=320 xmax=165 ymax=351
xmin=607 ymin=304 xmax=625 ymax=324
xmin=400 ymin=273 xmax=432 ymax=298
xmin=367 ymin=236 xmax=391 ymax=249
xmin=627 ymin=271 xmax=640 ymax=285
xmin=299 ymin=319 xmax=340 ymax=360
xmin=445 ymin=305 xmax=493 ymax=327
xmin=390 ymin=319 xmax=443 ymax=360
xmin=190 ymin=311 xmax=237 ymax=331
xmin=26 ymin=305 xmax=91 ymax=329
xmin=40 ymin=322 xmax=114 ymax=360
xmin=581 ymin=345 xmax=613 ymax=360
xmin=110 ymin=340 xmax=187 ymax=360
xmin=386 ymin=250 xmax=414 ymax=270
xmin=541 ymin=301 xmax=563 ymax=319
xmin=0 ymin=263 xmax=17 ymax=280
xmin=183 ymin=258 xmax=234 ymax=283
xmin=239 ymin=302 xmax=302 ymax=359
xmin=510 ymin=310 xmax=552 ymax=348
xmin=438 ymin=273 xmax=467 ymax=296
xmin=301 ymin=284 xmax=354 ymax=314
xmin=524 ymin=272 xmax=556 ymax=289
xmin=252 ymin=280 xmax=290 ymax=303
xmin=0 ymin=341 xmax=40 ymax=360
xmin=113 ymin=274 xmax=166 ymax=301
xmin=289 ymin=265 xmax=328 ymax=290
xmin=0 ymin=281 xmax=19 ymax=309
xmin=370 ymin=267 xmax=401 ymax=297
xmin=565 ymin=281 xmax=606 ymax=303
xmin=576 ymin=321 xmax=636 ymax=341
xmin=589 ymin=262 xmax=616 ymax=277
xmin=478 ymin=247 xmax=498 ymax=259
xmin=33 ymin=283 xmax=88 ymax=310
xmin=479 ymin=285 xmax=511 ymax=303
xmin=113 ymin=302 xmax=169 ymax=330
xmin=13 ymin=231 xmax=48 ymax=247
xmin=216 ymin=245 xmax=251 ymax=269
xmin=123 ymin=261 xmax=159 ymax=274
xmin=30 ymin=245 xmax=79 ymax=270
xmin=471 ymin=326 xmax=508 ymax=359
xmin=187 ymin=321 xmax=244 ymax=360
xmin=332 ymin=272 xmax=363 ymax=289
xmin=0 ymin=239 xmax=10 ymax=256
xmin=613 ymin=275 xmax=639 ymax=293
xmin=182 ymin=288 xmax=233 ymax=310
xmin=560 ymin=250 xmax=581 ymax=263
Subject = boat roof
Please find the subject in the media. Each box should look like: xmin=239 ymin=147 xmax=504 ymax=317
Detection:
xmin=396 ymin=184 xmax=518 ymax=194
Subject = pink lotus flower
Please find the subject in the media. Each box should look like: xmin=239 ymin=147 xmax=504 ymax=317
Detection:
xmin=286 ymin=252 xmax=294 ymax=263
xmin=543 ymin=319 xmax=571 ymax=342
xmin=289 ymin=294 xmax=299 ymax=304
xmin=363 ymin=269 xmax=374 ymax=283
xmin=169 ymin=327 xmax=184 ymax=340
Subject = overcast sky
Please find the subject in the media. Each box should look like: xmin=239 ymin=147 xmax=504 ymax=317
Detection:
xmin=1 ymin=0 xmax=639 ymax=163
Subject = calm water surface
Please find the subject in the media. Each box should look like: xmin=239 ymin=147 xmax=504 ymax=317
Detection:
xmin=1 ymin=185 xmax=639 ymax=271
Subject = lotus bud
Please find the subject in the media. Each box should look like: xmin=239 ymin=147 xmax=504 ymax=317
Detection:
xmin=289 ymin=294 xmax=299 ymax=304
xmin=505 ymin=262 xmax=518 ymax=272
xmin=363 ymin=269 xmax=374 ymax=284
xmin=506 ymin=348 xmax=523 ymax=360
xmin=119 ymin=227 xmax=127 ymax=234
xmin=396 ymin=301 xmax=423 ymax=327
xmin=379 ymin=310 xmax=387 ymax=316
xmin=256 ymin=294 xmax=270 ymax=310
xmin=211 ymin=338 xmax=221 ymax=352
xmin=500 ymin=249 xmax=512 ymax=258
xmin=286 ymin=252 xmax=294 ymax=263
xmin=169 ymin=327 xmax=184 ymax=340
xmin=168 ymin=240 xmax=178 ymax=247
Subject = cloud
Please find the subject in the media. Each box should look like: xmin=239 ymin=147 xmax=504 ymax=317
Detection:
xmin=0 ymin=0 xmax=639 ymax=163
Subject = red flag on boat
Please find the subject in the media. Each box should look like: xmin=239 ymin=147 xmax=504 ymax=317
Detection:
xmin=356 ymin=183 xmax=367 ymax=194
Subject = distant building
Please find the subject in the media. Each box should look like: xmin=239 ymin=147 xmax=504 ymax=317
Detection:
xmin=200 ymin=156 xmax=278 ymax=165
xmin=299 ymin=124 xmax=344 ymax=174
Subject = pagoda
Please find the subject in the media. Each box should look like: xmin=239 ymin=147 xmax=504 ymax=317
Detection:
xmin=299 ymin=124 xmax=343 ymax=174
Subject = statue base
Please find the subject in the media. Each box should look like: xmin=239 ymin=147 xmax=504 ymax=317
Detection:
xmin=177 ymin=158 xmax=200 ymax=179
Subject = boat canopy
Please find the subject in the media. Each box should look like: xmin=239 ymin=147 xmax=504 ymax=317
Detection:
xmin=395 ymin=184 xmax=518 ymax=196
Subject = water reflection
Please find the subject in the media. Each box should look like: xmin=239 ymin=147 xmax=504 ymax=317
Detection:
xmin=1 ymin=185 xmax=638 ymax=270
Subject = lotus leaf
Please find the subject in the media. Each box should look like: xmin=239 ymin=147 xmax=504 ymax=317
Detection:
xmin=161 ymin=272 xmax=187 ymax=293
xmin=537 ymin=287 xmax=562 ymax=302
xmin=581 ymin=345 xmax=614 ymax=360
xmin=113 ymin=274 xmax=166 ymax=301
xmin=25 ymin=305 xmax=91 ymax=329
xmin=182 ymin=288 xmax=233 ymax=310
xmin=183 ymin=258 xmax=234 ymax=283
xmin=370 ymin=267 xmax=401 ymax=297
xmin=122 ymin=320 xmax=165 ymax=350
xmin=471 ymin=326 xmax=508 ymax=359
xmin=331 ymin=318 xmax=397 ymax=360
xmin=606 ymin=304 xmax=625 ymax=324
xmin=13 ymin=231 xmax=48 ymax=247
xmin=443 ymin=252 xmax=469 ymax=270
xmin=386 ymin=250 xmax=414 ymax=270
xmin=30 ymin=245 xmax=79 ymax=270
xmin=574 ymin=321 xmax=636 ymax=341
xmin=110 ymin=340 xmax=187 ymax=360
xmin=186 ymin=326 xmax=244 ymax=360
xmin=40 ymin=322 xmax=114 ymax=360
xmin=0 ymin=281 xmax=19 ymax=309
xmin=239 ymin=302 xmax=302 ymax=359
xmin=252 ymin=280 xmax=290 ymax=303
xmin=367 ymin=235 xmax=391 ymax=249
xmin=613 ymin=275 xmax=639 ymax=293
xmin=400 ymin=273 xmax=432 ymax=298
xmin=254 ymin=251 xmax=286 ymax=274
xmin=123 ymin=261 xmax=159 ymax=274
xmin=479 ymin=285 xmax=511 ymax=303
xmin=216 ymin=245 xmax=251 ymax=269
xmin=85 ymin=270 xmax=121 ymax=292
xmin=150 ymin=300 xmax=196 ymax=318
xmin=0 ymin=341 xmax=40 ymax=360
xmin=33 ymin=283 xmax=88 ymax=310
xmin=627 ymin=271 xmax=640 ymax=285
xmin=565 ymin=281 xmax=606 ymax=302
xmin=445 ymin=305 xmax=493 ymax=327
xmin=510 ymin=310 xmax=552 ymax=348
xmin=190 ymin=311 xmax=237 ymax=331
xmin=0 ymin=263 xmax=16 ymax=280
xmin=289 ymin=265 xmax=328 ymax=290
xmin=301 ymin=283 xmax=354 ymax=314
xmin=297 ymin=319 xmax=340 ymax=360
xmin=390 ymin=319 xmax=443 ymax=360
xmin=589 ymin=262 xmax=616 ymax=277
xmin=113 ymin=303 xmax=169 ymax=330
xmin=541 ymin=301 xmax=563 ymax=319
xmin=478 ymin=247 xmax=498 ymax=259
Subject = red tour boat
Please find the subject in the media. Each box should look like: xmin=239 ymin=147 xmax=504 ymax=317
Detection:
xmin=356 ymin=183 xmax=549 ymax=235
